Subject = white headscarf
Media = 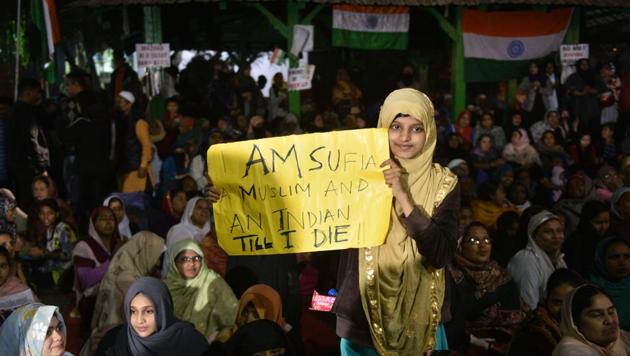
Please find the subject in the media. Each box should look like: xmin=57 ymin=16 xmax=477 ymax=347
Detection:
xmin=103 ymin=196 xmax=132 ymax=238
xmin=165 ymin=197 xmax=210 ymax=248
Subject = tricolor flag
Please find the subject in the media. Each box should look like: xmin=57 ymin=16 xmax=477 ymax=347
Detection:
xmin=463 ymin=8 xmax=573 ymax=82
xmin=31 ymin=0 xmax=61 ymax=60
xmin=332 ymin=5 xmax=409 ymax=50
xmin=270 ymin=48 xmax=287 ymax=65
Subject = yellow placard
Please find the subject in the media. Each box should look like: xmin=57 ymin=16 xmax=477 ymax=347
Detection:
xmin=207 ymin=128 xmax=392 ymax=255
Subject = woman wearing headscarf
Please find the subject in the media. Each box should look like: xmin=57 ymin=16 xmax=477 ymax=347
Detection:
xmin=589 ymin=237 xmax=630 ymax=331
xmin=95 ymin=277 xmax=209 ymax=356
xmin=508 ymin=268 xmax=584 ymax=356
xmin=519 ymin=62 xmax=552 ymax=128
xmin=565 ymin=59 xmax=606 ymax=131
xmin=564 ymin=200 xmax=613 ymax=277
xmin=166 ymin=197 xmax=210 ymax=248
xmin=0 ymin=303 xmax=72 ymax=355
xmin=0 ymin=246 xmax=37 ymax=327
xmin=103 ymin=196 xmax=135 ymax=240
xmin=610 ymin=187 xmax=630 ymax=240
xmin=531 ymin=111 xmax=567 ymax=146
xmin=502 ymin=128 xmax=542 ymax=167
xmin=332 ymin=89 xmax=459 ymax=355
xmin=82 ymin=231 xmax=165 ymax=356
xmin=552 ymin=284 xmax=630 ymax=355
xmin=72 ymin=207 xmax=123 ymax=334
xmin=445 ymin=222 xmax=526 ymax=354
xmin=472 ymin=134 xmax=504 ymax=184
xmin=165 ymin=240 xmax=237 ymax=338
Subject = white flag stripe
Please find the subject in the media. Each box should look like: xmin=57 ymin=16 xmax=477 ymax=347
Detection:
xmin=41 ymin=0 xmax=55 ymax=59
xmin=463 ymin=31 xmax=568 ymax=61
xmin=333 ymin=10 xmax=409 ymax=33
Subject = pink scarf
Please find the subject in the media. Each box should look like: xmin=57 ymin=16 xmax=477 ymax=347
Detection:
xmin=0 ymin=276 xmax=29 ymax=297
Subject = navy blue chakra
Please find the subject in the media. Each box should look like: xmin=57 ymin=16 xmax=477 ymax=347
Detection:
xmin=507 ymin=40 xmax=525 ymax=58
xmin=366 ymin=15 xmax=379 ymax=29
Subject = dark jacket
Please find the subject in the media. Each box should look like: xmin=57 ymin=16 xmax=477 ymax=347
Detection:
xmin=332 ymin=184 xmax=460 ymax=347
xmin=7 ymin=100 xmax=50 ymax=176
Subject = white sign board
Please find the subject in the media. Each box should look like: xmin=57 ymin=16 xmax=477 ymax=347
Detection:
xmin=560 ymin=44 xmax=589 ymax=66
xmin=288 ymin=65 xmax=315 ymax=91
xmin=136 ymin=43 xmax=171 ymax=68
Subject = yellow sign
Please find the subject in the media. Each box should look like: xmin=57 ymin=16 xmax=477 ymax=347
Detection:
xmin=207 ymin=128 xmax=392 ymax=255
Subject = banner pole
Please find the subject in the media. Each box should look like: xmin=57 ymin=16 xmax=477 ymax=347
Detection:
xmin=14 ymin=0 xmax=22 ymax=100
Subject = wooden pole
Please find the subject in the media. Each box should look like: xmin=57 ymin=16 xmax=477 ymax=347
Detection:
xmin=14 ymin=0 xmax=21 ymax=101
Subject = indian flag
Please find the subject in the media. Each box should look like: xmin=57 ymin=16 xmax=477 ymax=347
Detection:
xmin=31 ymin=0 xmax=61 ymax=60
xmin=332 ymin=5 xmax=409 ymax=50
xmin=463 ymin=8 xmax=573 ymax=82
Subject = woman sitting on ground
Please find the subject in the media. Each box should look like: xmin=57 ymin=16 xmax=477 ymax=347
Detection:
xmin=82 ymin=232 xmax=165 ymax=355
xmin=95 ymin=277 xmax=209 ymax=356
xmin=0 ymin=303 xmax=72 ymax=355
xmin=508 ymin=268 xmax=584 ymax=356
xmin=72 ymin=207 xmax=123 ymax=333
xmin=471 ymin=182 xmax=518 ymax=231
xmin=589 ymin=237 xmax=630 ymax=331
xmin=445 ymin=222 xmax=526 ymax=354
xmin=165 ymin=240 xmax=237 ymax=339
xmin=166 ymin=197 xmax=210 ymax=248
xmin=0 ymin=246 xmax=37 ymax=327
xmin=502 ymin=128 xmax=541 ymax=167
xmin=552 ymin=284 xmax=630 ymax=355
xmin=103 ymin=196 xmax=136 ymax=240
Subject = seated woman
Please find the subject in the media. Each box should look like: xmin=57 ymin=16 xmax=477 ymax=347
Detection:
xmin=103 ymin=196 xmax=137 ymax=240
xmin=589 ymin=237 xmax=630 ymax=331
xmin=216 ymin=284 xmax=293 ymax=344
xmin=471 ymin=182 xmax=517 ymax=231
xmin=28 ymin=175 xmax=77 ymax=236
xmin=0 ymin=303 xmax=72 ymax=355
xmin=166 ymin=197 xmax=210 ymax=248
xmin=564 ymin=200 xmax=612 ymax=277
xmin=508 ymin=268 xmax=584 ymax=356
xmin=165 ymin=240 xmax=238 ymax=338
xmin=472 ymin=134 xmax=504 ymax=184
xmin=0 ymin=246 xmax=37 ymax=327
xmin=150 ymin=188 xmax=189 ymax=238
xmin=25 ymin=198 xmax=77 ymax=289
xmin=552 ymin=285 xmax=630 ymax=355
xmin=72 ymin=207 xmax=123 ymax=333
xmin=502 ymin=129 xmax=541 ymax=167
xmin=610 ymin=187 xmax=630 ymax=239
xmin=82 ymin=231 xmax=165 ymax=355
xmin=95 ymin=277 xmax=209 ymax=356
xmin=445 ymin=222 xmax=526 ymax=354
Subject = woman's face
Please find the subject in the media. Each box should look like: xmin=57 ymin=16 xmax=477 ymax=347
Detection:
xmin=510 ymin=184 xmax=528 ymax=205
xmin=543 ymin=132 xmax=556 ymax=147
xmin=171 ymin=192 xmax=188 ymax=217
xmin=166 ymin=102 xmax=179 ymax=115
xmin=448 ymin=135 xmax=460 ymax=149
xmin=461 ymin=226 xmax=492 ymax=264
xmin=176 ymin=249 xmax=202 ymax=280
xmin=547 ymin=283 xmax=575 ymax=321
xmin=616 ymin=193 xmax=630 ymax=219
xmin=500 ymin=172 xmax=514 ymax=189
xmin=0 ymin=233 xmax=13 ymax=255
xmin=604 ymin=242 xmax=630 ymax=280
xmin=0 ymin=253 xmax=9 ymax=287
xmin=388 ymin=116 xmax=426 ymax=159
xmin=511 ymin=131 xmax=522 ymax=145
xmin=590 ymin=212 xmax=610 ymax=236
xmin=458 ymin=114 xmax=471 ymax=128
xmin=577 ymin=293 xmax=619 ymax=347
xmin=580 ymin=134 xmax=591 ymax=148
xmin=130 ymin=293 xmax=157 ymax=338
xmin=480 ymin=115 xmax=493 ymax=129
xmin=38 ymin=206 xmax=58 ymax=229
xmin=42 ymin=315 xmax=65 ymax=356
xmin=511 ymin=114 xmax=522 ymax=127
xmin=95 ymin=209 xmax=117 ymax=238
xmin=32 ymin=181 xmax=49 ymax=201
xmin=479 ymin=136 xmax=492 ymax=152
xmin=547 ymin=112 xmax=559 ymax=128
xmin=190 ymin=199 xmax=210 ymax=228
xmin=108 ymin=199 xmax=125 ymax=224
xmin=529 ymin=63 xmax=539 ymax=75
xmin=313 ymin=114 xmax=324 ymax=128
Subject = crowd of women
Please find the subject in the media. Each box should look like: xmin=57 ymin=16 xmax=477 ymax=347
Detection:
xmin=0 ymin=53 xmax=629 ymax=356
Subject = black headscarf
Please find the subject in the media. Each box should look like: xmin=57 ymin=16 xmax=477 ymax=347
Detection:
xmin=123 ymin=277 xmax=209 ymax=356
xmin=576 ymin=58 xmax=596 ymax=86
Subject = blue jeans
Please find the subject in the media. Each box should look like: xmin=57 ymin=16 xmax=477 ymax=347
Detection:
xmin=340 ymin=338 xmax=378 ymax=356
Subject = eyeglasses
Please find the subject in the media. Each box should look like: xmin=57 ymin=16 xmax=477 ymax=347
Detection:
xmin=177 ymin=256 xmax=202 ymax=264
xmin=463 ymin=237 xmax=492 ymax=246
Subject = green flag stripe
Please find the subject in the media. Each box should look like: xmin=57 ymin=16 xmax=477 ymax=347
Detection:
xmin=332 ymin=29 xmax=407 ymax=50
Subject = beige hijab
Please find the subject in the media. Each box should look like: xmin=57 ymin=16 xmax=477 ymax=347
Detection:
xmin=90 ymin=231 xmax=165 ymax=331
xmin=555 ymin=285 xmax=630 ymax=356
xmin=359 ymin=89 xmax=457 ymax=354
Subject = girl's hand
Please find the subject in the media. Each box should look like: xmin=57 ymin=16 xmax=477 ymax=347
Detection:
xmin=381 ymin=159 xmax=414 ymax=216
xmin=208 ymin=186 xmax=221 ymax=203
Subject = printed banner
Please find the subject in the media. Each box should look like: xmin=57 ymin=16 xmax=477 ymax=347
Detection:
xmin=207 ymin=129 xmax=392 ymax=255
